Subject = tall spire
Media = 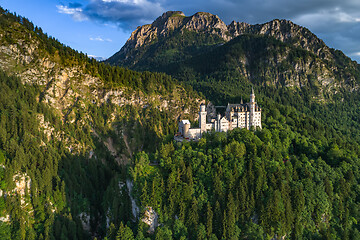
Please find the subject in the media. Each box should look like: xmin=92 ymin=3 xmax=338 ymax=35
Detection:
xmin=250 ymin=86 xmax=255 ymax=103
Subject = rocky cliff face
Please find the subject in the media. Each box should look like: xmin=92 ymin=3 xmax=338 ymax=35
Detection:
xmin=107 ymin=11 xmax=230 ymax=65
xmin=122 ymin=11 xmax=229 ymax=52
xmin=107 ymin=11 xmax=336 ymax=66
xmin=120 ymin=12 xmax=327 ymax=52
xmin=0 ymin=20 xmax=203 ymax=154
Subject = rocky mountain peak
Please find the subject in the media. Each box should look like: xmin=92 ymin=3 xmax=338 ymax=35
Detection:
xmin=255 ymin=19 xmax=330 ymax=59
xmin=184 ymin=12 xmax=230 ymax=40
xmin=120 ymin=11 xmax=186 ymax=54
xmin=123 ymin=11 xmax=324 ymax=52
xmin=152 ymin=11 xmax=185 ymax=27
xmin=120 ymin=11 xmax=230 ymax=53
xmin=107 ymin=11 xmax=337 ymax=67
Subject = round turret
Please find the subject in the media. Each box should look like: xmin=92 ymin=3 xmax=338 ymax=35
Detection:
xmin=199 ymin=104 xmax=207 ymax=132
xmin=184 ymin=123 xmax=190 ymax=138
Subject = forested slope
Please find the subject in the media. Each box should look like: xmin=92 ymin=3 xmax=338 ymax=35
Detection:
xmin=130 ymin=106 xmax=360 ymax=239
xmin=165 ymin=34 xmax=360 ymax=142
xmin=104 ymin=10 xmax=360 ymax=240
xmin=0 ymin=7 xmax=202 ymax=239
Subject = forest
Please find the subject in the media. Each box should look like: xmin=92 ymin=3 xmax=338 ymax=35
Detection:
xmin=104 ymin=18 xmax=360 ymax=239
xmin=0 ymin=55 xmax=187 ymax=239
xmin=126 ymin=101 xmax=360 ymax=240
xmin=0 ymin=7 xmax=197 ymax=239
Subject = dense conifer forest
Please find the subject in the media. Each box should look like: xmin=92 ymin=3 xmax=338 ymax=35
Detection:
xmin=0 ymin=7 xmax=199 ymax=239
xmin=129 ymin=106 xmax=360 ymax=239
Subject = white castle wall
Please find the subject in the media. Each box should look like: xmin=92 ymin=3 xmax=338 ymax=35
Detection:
xmin=178 ymin=90 xmax=262 ymax=139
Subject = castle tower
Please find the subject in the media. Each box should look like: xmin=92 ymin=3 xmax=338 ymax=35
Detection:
xmin=216 ymin=113 xmax=221 ymax=132
xmin=199 ymin=104 xmax=207 ymax=133
xmin=249 ymin=87 xmax=256 ymax=128
xmin=229 ymin=107 xmax=234 ymax=130
xmin=250 ymin=87 xmax=255 ymax=104
xmin=184 ymin=123 xmax=190 ymax=138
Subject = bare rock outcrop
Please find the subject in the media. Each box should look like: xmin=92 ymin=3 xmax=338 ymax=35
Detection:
xmin=110 ymin=11 xmax=230 ymax=63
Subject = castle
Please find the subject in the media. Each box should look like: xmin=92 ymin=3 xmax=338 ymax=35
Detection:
xmin=178 ymin=89 xmax=262 ymax=139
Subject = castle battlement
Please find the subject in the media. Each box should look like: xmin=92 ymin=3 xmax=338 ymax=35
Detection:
xmin=178 ymin=90 xmax=262 ymax=140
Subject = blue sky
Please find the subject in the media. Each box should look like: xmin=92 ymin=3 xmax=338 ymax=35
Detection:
xmin=0 ymin=0 xmax=130 ymax=59
xmin=1 ymin=0 xmax=360 ymax=63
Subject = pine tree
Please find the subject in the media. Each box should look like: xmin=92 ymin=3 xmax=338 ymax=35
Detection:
xmin=116 ymin=222 xmax=134 ymax=240
xmin=222 ymin=210 xmax=227 ymax=240
xmin=197 ymin=224 xmax=207 ymax=240
xmin=226 ymin=193 xmax=236 ymax=239
xmin=206 ymin=202 xmax=213 ymax=238
xmin=179 ymin=199 xmax=186 ymax=222
xmin=213 ymin=201 xmax=222 ymax=239
xmin=107 ymin=223 xmax=116 ymax=240
xmin=187 ymin=197 xmax=199 ymax=235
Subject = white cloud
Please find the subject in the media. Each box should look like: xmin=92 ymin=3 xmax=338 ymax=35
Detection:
xmin=294 ymin=8 xmax=360 ymax=27
xmin=90 ymin=36 xmax=112 ymax=42
xmin=101 ymin=0 xmax=149 ymax=4
xmin=350 ymin=52 xmax=360 ymax=56
xmin=102 ymin=0 xmax=132 ymax=3
xmin=332 ymin=10 xmax=360 ymax=23
xmin=88 ymin=55 xmax=106 ymax=61
xmin=56 ymin=5 xmax=88 ymax=21
xmin=56 ymin=0 xmax=164 ymax=29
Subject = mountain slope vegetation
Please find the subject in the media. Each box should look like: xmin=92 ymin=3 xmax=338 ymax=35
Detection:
xmin=0 ymin=7 xmax=202 ymax=239
xmin=130 ymin=106 xmax=360 ymax=239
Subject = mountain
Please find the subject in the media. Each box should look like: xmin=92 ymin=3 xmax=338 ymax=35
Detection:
xmin=109 ymin=12 xmax=357 ymax=63
xmin=107 ymin=11 xmax=227 ymax=67
xmin=107 ymin=11 xmax=360 ymax=93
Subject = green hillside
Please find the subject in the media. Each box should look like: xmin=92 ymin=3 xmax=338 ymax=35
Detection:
xmin=165 ymin=34 xmax=360 ymax=141
xmin=130 ymin=110 xmax=360 ymax=239
xmin=0 ymin=7 xmax=202 ymax=239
